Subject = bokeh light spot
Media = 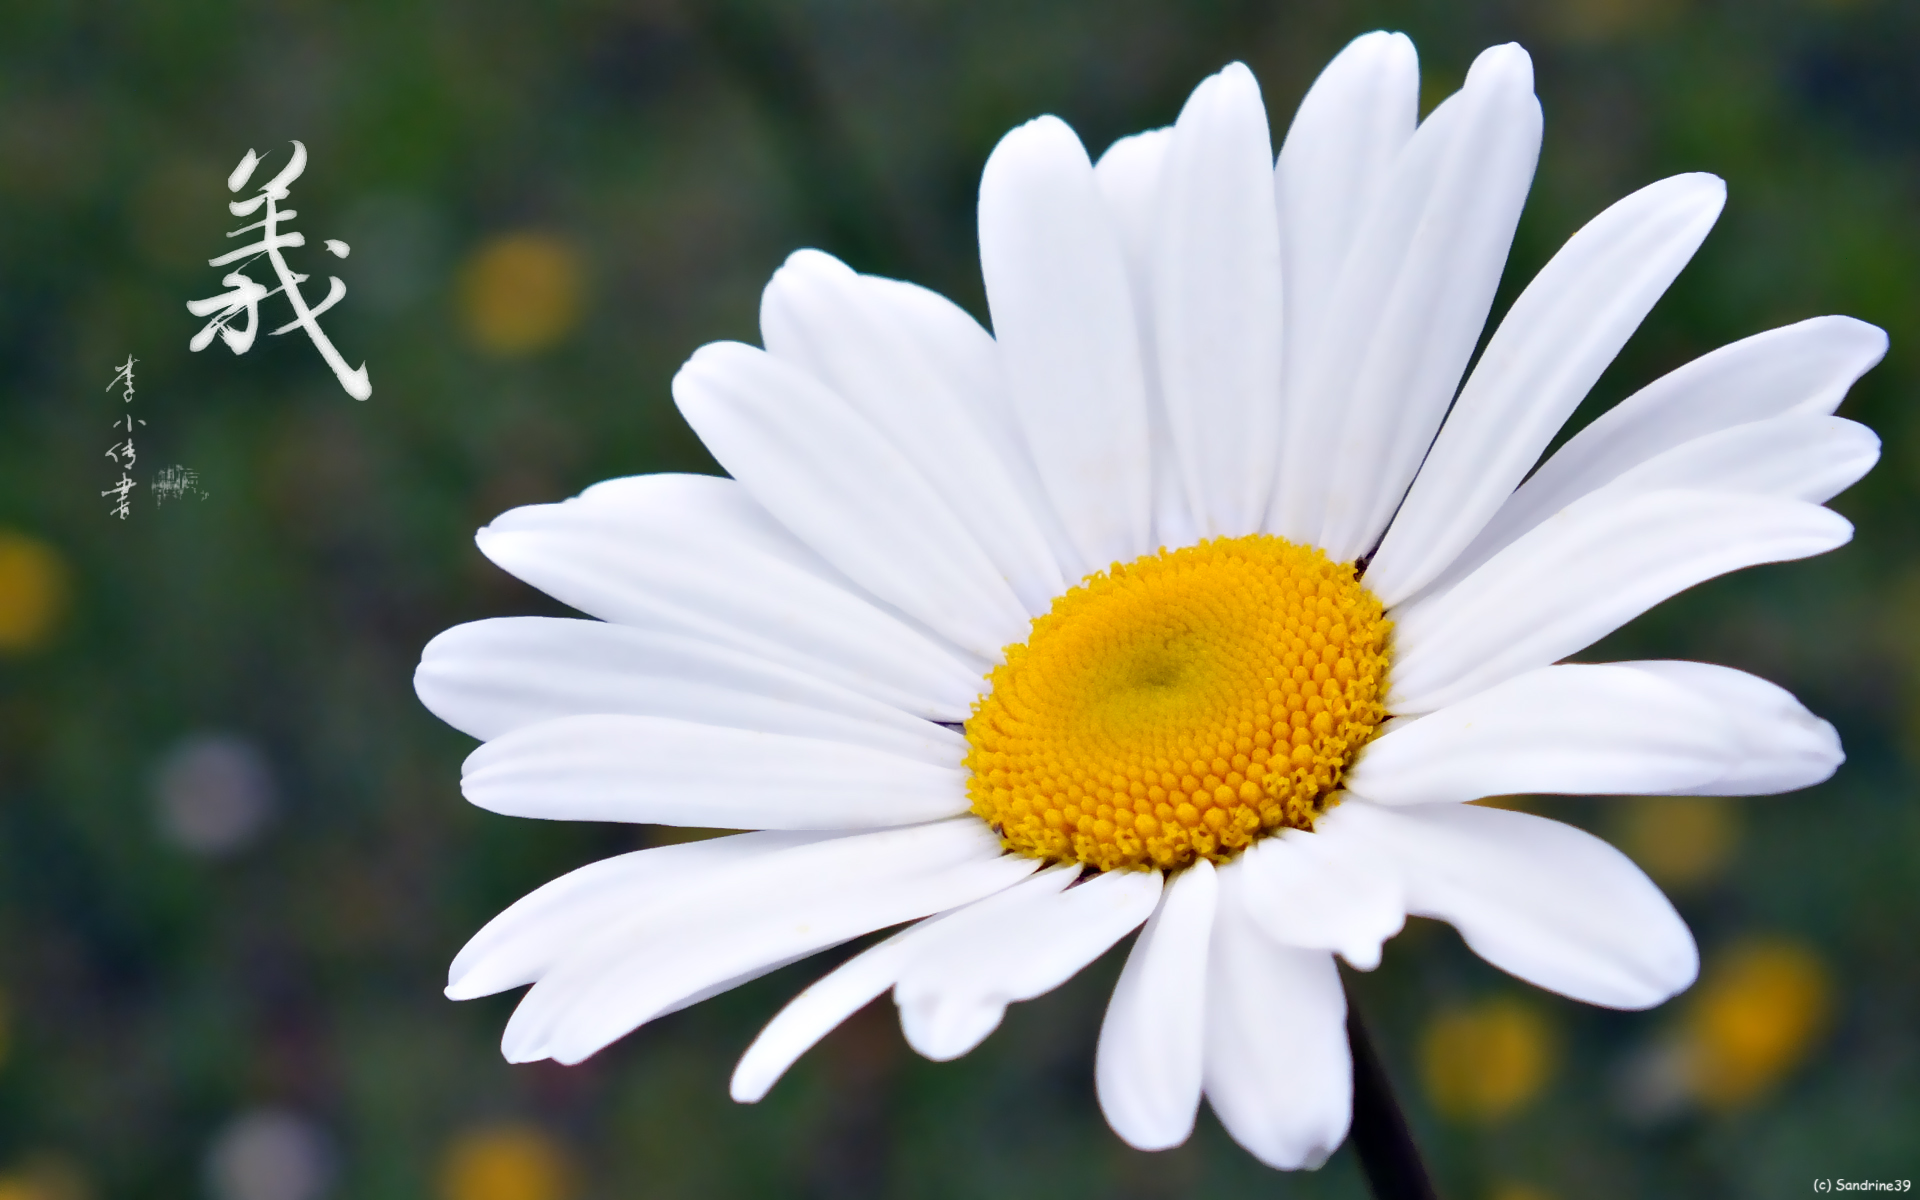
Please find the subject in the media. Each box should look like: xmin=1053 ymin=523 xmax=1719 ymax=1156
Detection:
xmin=1615 ymin=794 xmax=1740 ymax=887
xmin=439 ymin=1123 xmax=576 ymax=1200
xmin=1421 ymin=996 xmax=1558 ymax=1123
xmin=0 ymin=531 xmax=69 ymax=654
xmin=205 ymin=1110 xmax=332 ymax=1200
xmin=0 ymin=1157 xmax=89 ymax=1200
xmin=458 ymin=233 xmax=583 ymax=357
xmin=1682 ymin=937 xmax=1832 ymax=1108
xmin=1547 ymin=0 xmax=1684 ymax=42
xmin=152 ymin=733 xmax=278 ymax=858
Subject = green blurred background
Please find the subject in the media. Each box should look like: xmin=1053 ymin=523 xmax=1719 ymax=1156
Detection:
xmin=1 ymin=0 xmax=1916 ymax=1197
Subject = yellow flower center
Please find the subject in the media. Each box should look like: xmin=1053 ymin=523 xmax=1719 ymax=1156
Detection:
xmin=964 ymin=534 xmax=1390 ymax=873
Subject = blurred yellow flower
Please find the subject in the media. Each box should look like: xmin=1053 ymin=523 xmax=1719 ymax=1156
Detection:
xmin=0 ymin=1157 xmax=89 ymax=1200
xmin=439 ymin=1122 xmax=576 ymax=1200
xmin=1615 ymin=794 xmax=1741 ymax=887
xmin=0 ymin=531 xmax=68 ymax=654
xmin=458 ymin=233 xmax=583 ymax=357
xmin=1422 ymin=996 xmax=1558 ymax=1123
xmin=1681 ymin=937 xmax=1832 ymax=1107
xmin=1549 ymin=0 xmax=1684 ymax=42
xmin=1489 ymin=1184 xmax=1555 ymax=1200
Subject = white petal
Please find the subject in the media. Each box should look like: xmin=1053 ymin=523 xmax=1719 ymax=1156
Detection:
xmin=674 ymin=342 xmax=1030 ymax=659
xmin=416 ymin=616 xmax=964 ymax=764
xmin=731 ymin=914 xmax=946 ymax=1103
xmin=1361 ymin=803 xmax=1698 ymax=1009
xmin=865 ymin=272 xmax=1093 ymax=579
xmin=1367 ymin=173 xmax=1727 ymax=604
xmin=980 ymin=115 xmax=1153 ymax=570
xmin=891 ymin=864 xmax=1081 ymax=1060
xmin=1276 ymin=31 xmax=1419 ymax=404
xmin=1427 ymin=316 xmax=1887 ymax=591
xmin=759 ymin=251 xmax=1068 ymax=614
xmin=1236 ymin=803 xmax=1405 ymax=970
xmin=1095 ymin=127 xmax=1196 ymax=551
xmin=1388 ymin=489 xmax=1853 ymax=714
xmin=896 ymin=865 xmax=1163 ymax=1061
xmin=1272 ymin=33 xmax=1418 ymax=548
xmin=502 ymin=819 xmax=1036 ymax=1064
xmin=447 ymin=830 xmax=832 ymax=1001
xmin=1204 ymin=862 xmax=1351 ymax=1170
xmin=1095 ymin=859 xmax=1216 ymax=1151
xmin=1094 ymin=128 xmax=1173 ymax=285
xmin=1150 ymin=62 xmax=1284 ymax=537
xmin=1616 ymin=660 xmax=1843 ymax=795
xmin=1273 ymin=44 xmax=1542 ymax=558
xmin=1348 ymin=664 xmax=1738 ymax=805
xmin=650 ymin=948 xmax=821 ymax=1023
xmin=477 ymin=474 xmax=985 ymax=721
xmin=461 ymin=714 xmax=969 ymax=829
xmin=1589 ymin=414 xmax=1880 ymax=506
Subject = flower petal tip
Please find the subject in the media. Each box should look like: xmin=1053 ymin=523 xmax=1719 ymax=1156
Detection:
xmin=1468 ymin=42 xmax=1536 ymax=93
xmin=728 ymin=1068 xmax=771 ymax=1105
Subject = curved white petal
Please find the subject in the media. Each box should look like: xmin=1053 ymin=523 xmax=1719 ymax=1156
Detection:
xmin=1093 ymin=128 xmax=1173 ymax=301
xmin=1095 ymin=127 xmax=1196 ymax=553
xmin=1276 ymin=30 xmax=1418 ymax=409
xmin=1272 ymin=33 xmax=1420 ymax=543
xmin=980 ymin=115 xmax=1153 ymax=570
xmin=896 ymin=865 xmax=1163 ymax=1062
xmin=1388 ymin=489 xmax=1853 ymax=714
xmin=1236 ymin=803 xmax=1406 ymax=969
xmin=1616 ymin=660 xmax=1843 ymax=794
xmin=1590 ymin=414 xmax=1880 ymax=506
xmin=759 ymin=251 xmax=1068 ymax=614
xmin=1204 ymin=862 xmax=1351 ymax=1170
xmin=675 ymin=342 xmax=1029 ymax=659
xmin=447 ymin=831 xmax=834 ymax=1001
xmin=1349 ymin=664 xmax=1739 ymax=805
xmin=864 ymin=272 xmax=1093 ymax=579
xmin=476 ymin=474 xmax=985 ymax=721
xmin=461 ymin=714 xmax=969 ymax=829
xmin=416 ymin=616 xmax=964 ymax=764
xmin=730 ymin=913 xmax=950 ymax=1104
xmin=1274 ymin=43 xmax=1542 ymax=558
xmin=1360 ymin=802 xmax=1698 ymax=1009
xmin=1368 ymin=173 xmax=1727 ymax=604
xmin=1095 ymin=859 xmax=1216 ymax=1151
xmin=502 ymin=820 xmax=1036 ymax=1064
xmin=891 ymin=864 xmax=1081 ymax=1060
xmin=1424 ymin=316 xmax=1887 ymax=593
xmin=1151 ymin=62 xmax=1284 ymax=538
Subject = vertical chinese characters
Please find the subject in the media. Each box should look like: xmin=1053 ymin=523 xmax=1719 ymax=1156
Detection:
xmin=188 ymin=142 xmax=372 ymax=400
xmin=102 ymin=355 xmax=143 ymax=519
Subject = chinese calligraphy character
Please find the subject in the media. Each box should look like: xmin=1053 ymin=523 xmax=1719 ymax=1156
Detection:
xmin=188 ymin=142 xmax=372 ymax=401
xmin=107 ymin=415 xmax=140 ymax=470
xmin=102 ymin=355 xmax=143 ymax=518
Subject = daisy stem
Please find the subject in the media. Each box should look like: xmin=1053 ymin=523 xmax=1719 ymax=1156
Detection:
xmin=1346 ymin=986 xmax=1440 ymax=1200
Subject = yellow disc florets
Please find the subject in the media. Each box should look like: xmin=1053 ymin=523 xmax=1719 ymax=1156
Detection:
xmin=964 ymin=534 xmax=1391 ymax=873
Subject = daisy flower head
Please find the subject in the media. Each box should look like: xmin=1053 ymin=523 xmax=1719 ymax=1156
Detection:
xmin=417 ymin=31 xmax=1884 ymax=1170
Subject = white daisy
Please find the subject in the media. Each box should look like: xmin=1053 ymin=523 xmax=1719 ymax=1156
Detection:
xmin=416 ymin=32 xmax=1883 ymax=1170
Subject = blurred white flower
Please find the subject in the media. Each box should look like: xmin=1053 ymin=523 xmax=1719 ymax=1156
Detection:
xmin=206 ymin=1108 xmax=332 ymax=1200
xmin=153 ymin=733 xmax=277 ymax=857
